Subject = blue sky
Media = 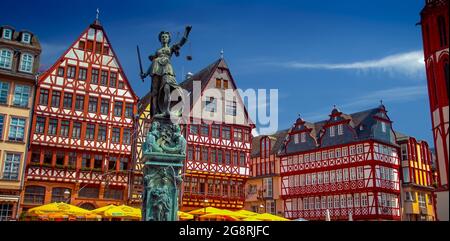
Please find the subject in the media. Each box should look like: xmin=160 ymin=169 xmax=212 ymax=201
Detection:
xmin=1 ymin=0 xmax=433 ymax=144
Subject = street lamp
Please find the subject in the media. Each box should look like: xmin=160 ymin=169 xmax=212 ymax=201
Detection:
xmin=259 ymin=204 xmax=265 ymax=214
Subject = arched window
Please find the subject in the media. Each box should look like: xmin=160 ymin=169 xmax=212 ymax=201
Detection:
xmin=79 ymin=203 xmax=96 ymax=210
xmin=0 ymin=49 xmax=13 ymax=69
xmin=24 ymin=186 xmax=45 ymax=204
xmin=19 ymin=53 xmax=34 ymax=73
xmin=51 ymin=187 xmax=70 ymax=203
xmin=437 ymin=16 xmax=448 ymax=47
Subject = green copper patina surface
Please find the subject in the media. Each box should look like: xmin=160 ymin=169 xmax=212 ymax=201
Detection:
xmin=140 ymin=26 xmax=191 ymax=221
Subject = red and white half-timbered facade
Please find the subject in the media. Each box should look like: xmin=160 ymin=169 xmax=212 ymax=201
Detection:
xmin=279 ymin=106 xmax=401 ymax=220
xmin=420 ymin=0 xmax=449 ymax=221
xmin=20 ymin=20 xmax=137 ymax=212
xmin=179 ymin=58 xmax=254 ymax=211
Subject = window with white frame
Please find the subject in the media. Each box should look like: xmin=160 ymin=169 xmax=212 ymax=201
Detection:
xmin=342 ymin=147 xmax=348 ymax=156
xmin=303 ymin=198 xmax=308 ymax=210
xmin=300 ymin=132 xmax=306 ymax=142
xmin=19 ymin=53 xmax=34 ymax=73
xmin=349 ymin=146 xmax=355 ymax=155
xmin=288 ymin=175 xmax=294 ymax=187
xmin=315 ymin=197 xmax=321 ymax=210
xmin=204 ymin=96 xmax=217 ymax=112
xmin=340 ymin=195 xmax=346 ymax=208
xmin=324 ymin=171 xmax=329 ymax=183
xmin=357 ymin=144 xmax=363 ymax=154
xmin=298 ymin=198 xmax=303 ymax=211
xmin=329 ymin=150 xmax=335 ymax=159
xmin=405 ymin=191 xmax=414 ymax=201
xmin=2 ymin=29 xmax=12 ymax=39
xmin=381 ymin=121 xmax=386 ymax=133
xmin=318 ymin=172 xmax=323 ymax=184
xmin=12 ymin=84 xmax=30 ymax=107
xmin=357 ymin=166 xmax=364 ymax=179
xmin=338 ymin=124 xmax=343 ymax=135
xmin=294 ymin=133 xmax=299 ymax=144
xmin=330 ymin=170 xmax=336 ymax=183
xmin=306 ymin=174 xmax=311 ymax=185
xmin=309 ymin=197 xmax=314 ymax=210
xmin=0 ymin=49 xmax=13 ymax=69
xmin=310 ymin=153 xmax=315 ymax=162
xmin=334 ymin=195 xmax=340 ymax=208
xmin=0 ymin=203 xmax=13 ymax=221
xmin=8 ymin=117 xmax=26 ymax=141
xmin=297 ymin=155 xmax=302 ymax=164
xmin=361 ymin=193 xmax=368 ymax=207
xmin=379 ymin=166 xmax=385 ymax=180
xmin=0 ymin=81 xmax=9 ymax=104
xmin=300 ymin=174 xmax=305 ymax=186
xmin=336 ymin=169 xmax=342 ymax=182
xmin=401 ymin=144 xmax=408 ymax=161
xmin=294 ymin=175 xmax=299 ymax=187
xmin=316 ymin=152 xmax=321 ymax=161
xmin=322 ymin=151 xmax=328 ymax=160
xmin=335 ymin=148 xmax=341 ymax=158
xmin=321 ymin=196 xmax=326 ymax=209
xmin=327 ymin=196 xmax=333 ymax=209
xmin=350 ymin=167 xmax=356 ymax=180
xmin=304 ymin=154 xmax=310 ymax=163
xmin=347 ymin=194 xmax=353 ymax=208
xmin=329 ymin=126 xmax=335 ymax=137
xmin=2 ymin=153 xmax=21 ymax=180
xmin=311 ymin=173 xmax=317 ymax=185
xmin=22 ymin=33 xmax=31 ymax=43
xmin=402 ymin=167 xmax=410 ymax=183
xmin=225 ymin=100 xmax=237 ymax=116
xmin=343 ymin=168 xmax=349 ymax=181
xmin=0 ymin=115 xmax=4 ymax=139
xmin=354 ymin=193 xmax=360 ymax=207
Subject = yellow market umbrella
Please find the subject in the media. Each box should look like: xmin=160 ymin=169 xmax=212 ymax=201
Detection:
xmin=27 ymin=202 xmax=92 ymax=216
xmin=102 ymin=205 xmax=141 ymax=219
xmin=199 ymin=213 xmax=240 ymax=221
xmin=178 ymin=211 xmax=194 ymax=220
xmin=253 ymin=213 xmax=290 ymax=221
xmin=242 ymin=216 xmax=262 ymax=221
xmin=234 ymin=210 xmax=259 ymax=217
xmin=188 ymin=207 xmax=224 ymax=215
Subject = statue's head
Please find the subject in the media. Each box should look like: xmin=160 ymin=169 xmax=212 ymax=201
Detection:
xmin=151 ymin=121 xmax=160 ymax=130
xmin=158 ymin=31 xmax=171 ymax=44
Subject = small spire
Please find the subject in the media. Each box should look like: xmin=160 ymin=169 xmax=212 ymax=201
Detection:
xmin=333 ymin=104 xmax=337 ymax=109
xmin=380 ymin=99 xmax=383 ymax=105
xmin=96 ymin=8 xmax=100 ymax=21
xmin=220 ymin=49 xmax=224 ymax=59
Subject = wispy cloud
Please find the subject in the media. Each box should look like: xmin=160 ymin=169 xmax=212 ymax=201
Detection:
xmin=302 ymin=85 xmax=428 ymax=121
xmin=266 ymin=50 xmax=425 ymax=78
xmin=39 ymin=42 xmax=68 ymax=70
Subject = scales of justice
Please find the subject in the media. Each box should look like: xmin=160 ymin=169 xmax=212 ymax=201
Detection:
xmin=137 ymin=25 xmax=192 ymax=221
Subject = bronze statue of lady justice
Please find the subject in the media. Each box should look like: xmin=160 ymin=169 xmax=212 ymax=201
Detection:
xmin=139 ymin=26 xmax=192 ymax=118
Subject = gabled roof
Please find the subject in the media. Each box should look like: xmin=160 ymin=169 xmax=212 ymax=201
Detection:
xmin=251 ymin=129 xmax=289 ymax=157
xmin=38 ymin=20 xmax=138 ymax=102
xmin=279 ymin=105 xmax=397 ymax=155
xmin=178 ymin=58 xmax=254 ymax=126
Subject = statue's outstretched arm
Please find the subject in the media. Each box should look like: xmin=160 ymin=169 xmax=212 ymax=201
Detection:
xmin=172 ymin=26 xmax=192 ymax=56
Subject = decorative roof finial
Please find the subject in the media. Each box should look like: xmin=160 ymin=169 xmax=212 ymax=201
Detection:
xmin=96 ymin=8 xmax=100 ymax=21
xmin=220 ymin=49 xmax=224 ymax=59
xmin=333 ymin=104 xmax=336 ymax=109
xmin=380 ymin=99 xmax=383 ymax=105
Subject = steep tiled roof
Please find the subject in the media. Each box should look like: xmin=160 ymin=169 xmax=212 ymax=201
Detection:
xmin=251 ymin=129 xmax=289 ymax=158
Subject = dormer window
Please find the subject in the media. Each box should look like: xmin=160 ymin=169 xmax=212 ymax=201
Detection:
xmin=3 ymin=29 xmax=12 ymax=40
xmin=329 ymin=126 xmax=335 ymax=137
xmin=337 ymin=124 xmax=343 ymax=135
xmin=22 ymin=33 xmax=31 ymax=44
xmin=359 ymin=125 xmax=364 ymax=131
xmin=381 ymin=121 xmax=387 ymax=133
xmin=300 ymin=132 xmax=306 ymax=143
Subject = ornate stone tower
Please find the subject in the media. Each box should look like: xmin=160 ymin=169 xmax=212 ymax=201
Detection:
xmin=419 ymin=0 xmax=449 ymax=221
